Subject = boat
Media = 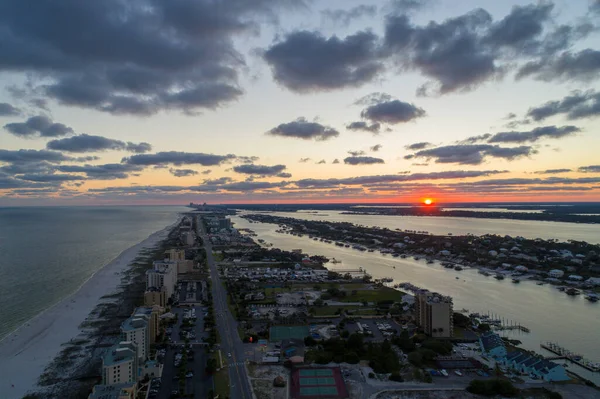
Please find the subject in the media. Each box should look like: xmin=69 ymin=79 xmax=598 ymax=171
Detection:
xmin=565 ymin=288 xmax=580 ymax=296
xmin=512 ymin=278 xmax=520 ymax=284
xmin=585 ymin=294 xmax=599 ymax=302
xmin=400 ymin=254 xmax=407 ymax=259
xmin=427 ymin=259 xmax=434 ymax=264
xmin=495 ymin=274 xmax=505 ymax=280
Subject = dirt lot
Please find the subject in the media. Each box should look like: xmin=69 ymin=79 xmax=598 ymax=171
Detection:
xmin=374 ymin=391 xmax=480 ymax=399
xmin=249 ymin=365 xmax=289 ymax=399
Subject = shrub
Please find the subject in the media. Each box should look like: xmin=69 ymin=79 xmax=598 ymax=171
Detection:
xmin=368 ymin=372 xmax=375 ymax=378
xmin=407 ymin=351 xmax=423 ymax=367
xmin=389 ymin=372 xmax=403 ymax=382
xmin=466 ymin=379 xmax=518 ymax=397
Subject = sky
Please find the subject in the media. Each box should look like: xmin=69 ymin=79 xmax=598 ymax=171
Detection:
xmin=0 ymin=0 xmax=599 ymax=205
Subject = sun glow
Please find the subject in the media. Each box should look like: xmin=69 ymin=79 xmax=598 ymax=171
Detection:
xmin=424 ymin=198 xmax=433 ymax=205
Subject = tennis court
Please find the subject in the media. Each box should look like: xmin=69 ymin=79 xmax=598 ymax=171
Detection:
xmin=299 ymin=369 xmax=333 ymax=377
xmin=290 ymin=367 xmax=349 ymax=399
xmin=270 ymin=325 xmax=310 ymax=342
xmin=299 ymin=377 xmax=335 ymax=386
xmin=299 ymin=387 xmax=339 ymax=396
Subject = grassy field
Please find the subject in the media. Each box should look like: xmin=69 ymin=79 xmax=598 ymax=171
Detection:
xmin=340 ymin=286 xmax=405 ymax=303
xmin=264 ymin=283 xmax=368 ymax=296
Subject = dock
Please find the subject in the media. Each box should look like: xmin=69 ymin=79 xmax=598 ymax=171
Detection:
xmin=541 ymin=342 xmax=600 ymax=372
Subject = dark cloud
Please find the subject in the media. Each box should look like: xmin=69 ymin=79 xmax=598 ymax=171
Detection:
xmin=346 ymin=121 xmax=381 ymax=134
xmin=0 ymin=172 xmax=55 ymax=189
xmin=321 ymin=5 xmax=376 ymax=25
xmin=344 ymin=156 xmax=385 ymax=165
xmin=388 ymin=0 xmax=430 ymax=13
xmin=219 ymin=181 xmax=288 ymax=192
xmin=201 ymin=169 xmax=212 ymax=175
xmin=516 ymin=49 xmax=600 ymax=82
xmin=485 ymin=3 xmax=553 ymax=49
xmin=233 ymin=164 xmax=286 ymax=176
xmin=202 ymin=177 xmax=233 ymax=185
xmin=361 ymin=99 xmax=425 ymax=124
xmin=169 ymin=168 xmax=198 ymax=177
xmin=47 ymin=134 xmax=152 ymax=153
xmin=57 ymin=163 xmax=144 ymax=180
xmin=123 ymin=151 xmax=236 ymax=167
xmin=0 ymin=149 xmax=71 ymax=164
xmin=383 ymin=4 xmax=596 ymax=95
xmin=534 ymin=169 xmax=571 ymax=174
xmin=267 ymin=118 xmax=339 ymax=141
xmin=0 ymin=161 xmax=55 ymax=175
xmin=0 ymin=0 xmax=302 ymax=115
xmin=348 ymin=150 xmax=366 ymax=156
xmin=579 ymin=165 xmax=600 ymax=173
xmin=370 ymin=144 xmax=382 ymax=152
xmin=487 ymin=125 xmax=580 ymax=144
xmin=405 ymin=142 xmax=431 ymax=150
xmin=0 ymin=102 xmax=21 ymax=116
xmin=505 ymin=112 xmax=517 ymax=120
xmin=294 ymin=170 xmax=506 ymax=188
xmin=299 ymin=158 xmax=311 ymax=163
xmin=277 ymin=172 xmax=292 ymax=178
xmin=18 ymin=173 xmax=84 ymax=182
xmin=411 ymin=144 xmax=535 ymax=165
xmin=332 ymin=159 xmax=340 ymax=164
xmin=263 ymin=30 xmax=383 ymax=92
xmin=4 ymin=115 xmax=74 ymax=138
xmin=236 ymin=156 xmax=260 ymax=164
xmin=527 ymin=90 xmax=600 ymax=121
xmin=316 ymin=160 xmax=326 ymax=165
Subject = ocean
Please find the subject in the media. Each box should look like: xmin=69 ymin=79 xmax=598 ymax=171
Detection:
xmin=0 ymin=206 xmax=187 ymax=341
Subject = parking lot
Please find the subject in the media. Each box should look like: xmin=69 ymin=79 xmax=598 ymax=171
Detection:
xmin=177 ymin=280 xmax=206 ymax=304
xmin=344 ymin=318 xmax=404 ymax=341
xmin=155 ymin=304 xmax=211 ymax=398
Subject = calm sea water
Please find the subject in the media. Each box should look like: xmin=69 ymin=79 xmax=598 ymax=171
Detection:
xmin=0 ymin=206 xmax=187 ymax=340
xmin=232 ymin=214 xmax=600 ymax=383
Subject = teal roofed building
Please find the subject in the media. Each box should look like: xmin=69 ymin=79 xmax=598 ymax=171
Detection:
xmin=102 ymin=342 xmax=138 ymax=385
xmin=502 ymin=351 xmax=569 ymax=382
xmin=88 ymin=382 xmax=136 ymax=399
xmin=478 ymin=332 xmax=507 ymax=359
xmin=121 ymin=313 xmax=149 ymax=361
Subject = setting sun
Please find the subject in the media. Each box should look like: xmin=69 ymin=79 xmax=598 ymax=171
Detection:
xmin=424 ymin=198 xmax=433 ymax=205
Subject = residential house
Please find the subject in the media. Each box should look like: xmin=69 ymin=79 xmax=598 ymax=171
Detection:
xmin=479 ymin=332 xmax=507 ymax=359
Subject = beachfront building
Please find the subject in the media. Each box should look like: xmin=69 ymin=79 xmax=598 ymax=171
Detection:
xmin=479 ymin=332 xmax=507 ymax=359
xmin=139 ymin=359 xmax=163 ymax=380
xmin=102 ymin=342 xmax=138 ymax=385
xmin=144 ymin=286 xmax=167 ymax=308
xmin=165 ymin=248 xmax=185 ymax=261
xmin=415 ymin=292 xmax=453 ymax=338
xmin=503 ymin=351 xmax=569 ymax=381
xmin=133 ymin=306 xmax=160 ymax=345
xmin=121 ymin=313 xmax=149 ymax=361
xmin=88 ymin=382 xmax=136 ymax=399
xmin=146 ymin=260 xmax=177 ymax=298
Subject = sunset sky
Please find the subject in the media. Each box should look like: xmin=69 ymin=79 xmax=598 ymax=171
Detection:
xmin=1 ymin=0 xmax=599 ymax=205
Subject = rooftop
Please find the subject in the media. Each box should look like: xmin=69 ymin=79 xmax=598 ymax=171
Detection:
xmin=89 ymin=382 xmax=135 ymax=399
xmin=121 ymin=315 xmax=148 ymax=332
xmin=479 ymin=332 xmax=505 ymax=351
xmin=103 ymin=342 xmax=136 ymax=367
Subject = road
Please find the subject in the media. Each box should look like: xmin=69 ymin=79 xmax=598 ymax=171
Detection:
xmin=199 ymin=218 xmax=254 ymax=399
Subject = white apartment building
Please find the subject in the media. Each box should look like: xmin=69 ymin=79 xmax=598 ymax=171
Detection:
xmin=120 ymin=314 xmax=149 ymax=361
xmin=146 ymin=260 xmax=177 ymax=298
xmin=102 ymin=341 xmax=138 ymax=385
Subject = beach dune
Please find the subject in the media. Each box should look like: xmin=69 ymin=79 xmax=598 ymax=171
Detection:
xmin=0 ymin=221 xmax=178 ymax=399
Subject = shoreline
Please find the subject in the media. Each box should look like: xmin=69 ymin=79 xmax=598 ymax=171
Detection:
xmin=0 ymin=215 xmax=182 ymax=399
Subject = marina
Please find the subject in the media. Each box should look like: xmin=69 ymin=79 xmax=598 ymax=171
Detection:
xmin=541 ymin=342 xmax=600 ymax=372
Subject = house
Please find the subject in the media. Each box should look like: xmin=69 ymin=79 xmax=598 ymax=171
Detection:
xmin=548 ymin=269 xmax=564 ymax=278
xmin=479 ymin=332 xmax=507 ymax=359
xmin=503 ymin=351 xmax=569 ymax=382
xmin=568 ymin=275 xmax=583 ymax=281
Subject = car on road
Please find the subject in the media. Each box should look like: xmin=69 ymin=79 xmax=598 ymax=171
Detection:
xmin=228 ymin=352 xmax=231 ymax=357
xmin=186 ymin=371 xmax=194 ymax=378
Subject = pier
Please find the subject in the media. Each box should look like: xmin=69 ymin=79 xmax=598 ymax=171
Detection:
xmin=470 ymin=310 xmax=531 ymax=334
xmin=541 ymin=342 xmax=600 ymax=372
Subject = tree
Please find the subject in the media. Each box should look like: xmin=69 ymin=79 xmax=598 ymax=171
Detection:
xmin=479 ymin=323 xmax=491 ymax=332
xmin=407 ymin=351 xmax=423 ymax=367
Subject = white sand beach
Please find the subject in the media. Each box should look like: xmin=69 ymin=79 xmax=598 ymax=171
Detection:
xmin=0 ymin=219 xmax=179 ymax=399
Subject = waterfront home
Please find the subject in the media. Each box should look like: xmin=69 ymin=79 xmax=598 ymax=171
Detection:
xmin=102 ymin=342 xmax=138 ymax=385
xmin=479 ymin=332 xmax=507 ymax=359
xmin=88 ymin=382 xmax=136 ymax=399
xmin=586 ymin=277 xmax=600 ymax=286
xmin=568 ymin=275 xmax=583 ymax=281
xmin=503 ymin=351 xmax=569 ymax=382
xmin=548 ymin=269 xmax=564 ymax=278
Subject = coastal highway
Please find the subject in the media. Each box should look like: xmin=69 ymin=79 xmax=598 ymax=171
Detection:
xmin=199 ymin=219 xmax=253 ymax=399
